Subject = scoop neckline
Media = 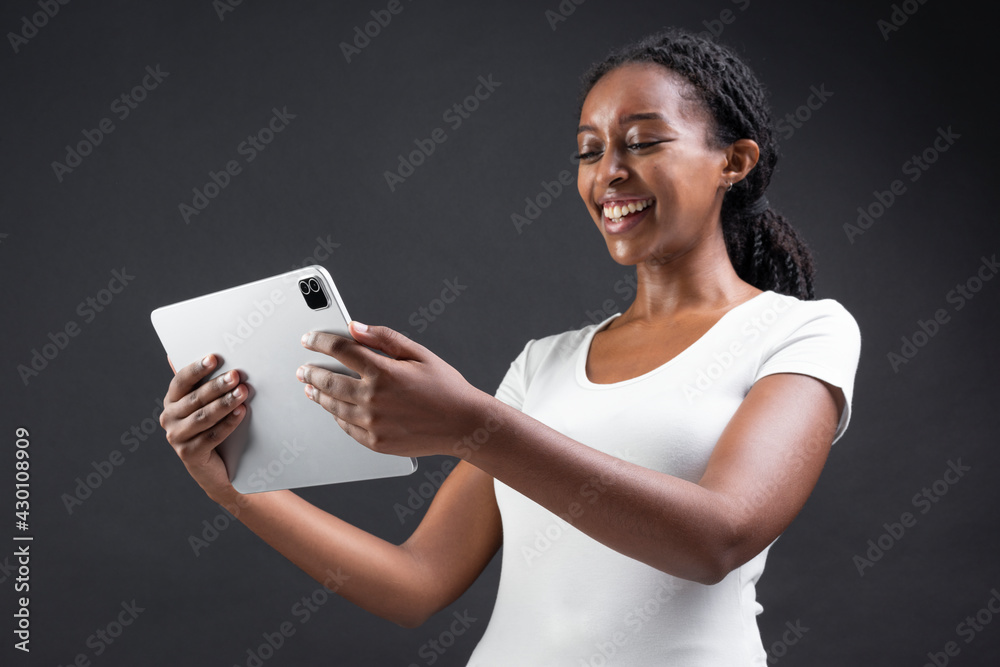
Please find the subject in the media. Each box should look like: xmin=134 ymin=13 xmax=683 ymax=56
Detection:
xmin=576 ymin=290 xmax=773 ymax=389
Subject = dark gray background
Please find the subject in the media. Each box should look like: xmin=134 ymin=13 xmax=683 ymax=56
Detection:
xmin=2 ymin=0 xmax=997 ymax=665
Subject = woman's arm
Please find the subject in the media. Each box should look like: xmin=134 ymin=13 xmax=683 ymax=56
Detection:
xmin=300 ymin=324 xmax=844 ymax=585
xmin=161 ymin=355 xmax=502 ymax=628
xmin=213 ymin=461 xmax=501 ymax=627
xmin=466 ymin=371 xmax=842 ymax=584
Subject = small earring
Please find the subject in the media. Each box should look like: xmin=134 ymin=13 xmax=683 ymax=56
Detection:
xmin=726 ymin=182 xmax=733 ymax=192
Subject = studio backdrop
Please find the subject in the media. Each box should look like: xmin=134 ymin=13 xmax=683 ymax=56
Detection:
xmin=1 ymin=0 xmax=996 ymax=665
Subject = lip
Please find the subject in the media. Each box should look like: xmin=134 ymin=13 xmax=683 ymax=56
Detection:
xmin=596 ymin=194 xmax=654 ymax=206
xmin=602 ymin=204 xmax=652 ymax=235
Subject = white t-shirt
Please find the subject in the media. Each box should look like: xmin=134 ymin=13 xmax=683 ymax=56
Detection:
xmin=467 ymin=290 xmax=862 ymax=666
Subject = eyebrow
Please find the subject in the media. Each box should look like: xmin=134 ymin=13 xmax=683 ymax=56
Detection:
xmin=577 ymin=112 xmax=669 ymax=134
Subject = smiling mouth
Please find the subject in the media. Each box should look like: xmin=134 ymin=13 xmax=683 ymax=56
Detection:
xmin=601 ymin=198 xmax=654 ymax=225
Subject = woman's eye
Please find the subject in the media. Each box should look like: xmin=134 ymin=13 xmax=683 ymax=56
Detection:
xmin=573 ymin=150 xmax=602 ymax=162
xmin=627 ymin=141 xmax=663 ymax=151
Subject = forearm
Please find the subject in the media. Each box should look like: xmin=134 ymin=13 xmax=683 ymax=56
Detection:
xmin=214 ymin=488 xmax=434 ymax=626
xmin=463 ymin=392 xmax=741 ymax=584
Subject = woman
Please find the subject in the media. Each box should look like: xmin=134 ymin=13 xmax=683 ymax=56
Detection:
xmin=160 ymin=29 xmax=861 ymax=664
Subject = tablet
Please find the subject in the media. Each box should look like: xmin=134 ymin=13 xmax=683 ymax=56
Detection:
xmin=150 ymin=265 xmax=417 ymax=493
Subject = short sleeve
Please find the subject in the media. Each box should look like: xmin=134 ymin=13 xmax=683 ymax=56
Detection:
xmin=493 ymin=339 xmax=535 ymax=411
xmin=753 ymin=299 xmax=862 ymax=444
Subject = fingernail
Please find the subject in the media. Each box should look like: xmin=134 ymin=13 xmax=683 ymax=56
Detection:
xmin=305 ymin=385 xmax=315 ymax=399
xmin=352 ymin=321 xmax=368 ymax=334
xmin=296 ymin=366 xmax=305 ymax=382
xmin=301 ymin=332 xmax=313 ymax=346
xmin=233 ymin=406 xmax=244 ymax=417
xmin=202 ymin=354 xmax=214 ymax=368
xmin=233 ymin=386 xmax=244 ymax=399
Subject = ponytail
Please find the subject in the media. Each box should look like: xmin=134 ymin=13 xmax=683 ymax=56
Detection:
xmin=722 ymin=205 xmax=815 ymax=300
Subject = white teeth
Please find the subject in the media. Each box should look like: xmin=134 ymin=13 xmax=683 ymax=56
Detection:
xmin=602 ymin=198 xmax=654 ymax=222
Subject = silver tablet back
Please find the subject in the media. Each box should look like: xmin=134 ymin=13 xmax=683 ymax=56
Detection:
xmin=151 ymin=265 xmax=417 ymax=493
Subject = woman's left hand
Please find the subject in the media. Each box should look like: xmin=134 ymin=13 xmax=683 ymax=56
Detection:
xmin=297 ymin=321 xmax=489 ymax=458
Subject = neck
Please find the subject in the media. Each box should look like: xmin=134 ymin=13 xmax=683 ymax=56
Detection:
xmin=620 ymin=226 xmax=759 ymax=325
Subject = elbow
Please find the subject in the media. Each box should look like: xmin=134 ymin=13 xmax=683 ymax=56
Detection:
xmin=652 ymin=542 xmax=736 ymax=586
xmin=677 ymin=516 xmax=752 ymax=586
xmin=382 ymin=594 xmax=444 ymax=629
xmin=380 ymin=597 xmax=436 ymax=629
xmin=391 ymin=612 xmax=430 ymax=630
xmin=689 ymin=559 xmax=733 ymax=586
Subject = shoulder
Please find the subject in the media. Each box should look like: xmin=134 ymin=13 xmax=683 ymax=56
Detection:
xmin=747 ymin=291 xmax=861 ymax=342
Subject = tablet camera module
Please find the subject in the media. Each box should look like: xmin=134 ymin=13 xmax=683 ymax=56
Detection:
xmin=299 ymin=277 xmax=330 ymax=310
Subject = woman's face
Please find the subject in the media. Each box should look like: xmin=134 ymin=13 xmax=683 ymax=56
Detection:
xmin=576 ymin=62 xmax=731 ymax=267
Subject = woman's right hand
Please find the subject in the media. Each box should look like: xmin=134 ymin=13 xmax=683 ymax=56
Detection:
xmin=160 ymin=354 xmax=249 ymax=503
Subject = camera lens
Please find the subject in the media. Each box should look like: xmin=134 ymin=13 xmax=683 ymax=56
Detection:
xmin=308 ymin=278 xmax=320 ymax=292
xmin=299 ymin=280 xmax=311 ymax=295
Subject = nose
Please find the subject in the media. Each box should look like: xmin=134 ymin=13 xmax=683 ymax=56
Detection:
xmin=595 ymin=146 xmax=629 ymax=188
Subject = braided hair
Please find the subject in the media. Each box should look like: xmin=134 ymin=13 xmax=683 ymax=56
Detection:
xmin=579 ymin=29 xmax=815 ymax=300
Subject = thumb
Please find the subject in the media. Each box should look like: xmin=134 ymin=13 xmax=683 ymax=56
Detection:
xmin=349 ymin=321 xmax=424 ymax=360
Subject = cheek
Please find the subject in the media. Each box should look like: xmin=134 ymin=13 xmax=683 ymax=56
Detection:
xmin=576 ymin=169 xmax=592 ymax=210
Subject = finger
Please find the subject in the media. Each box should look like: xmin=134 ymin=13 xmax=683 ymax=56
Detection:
xmin=302 ymin=331 xmax=384 ymax=376
xmin=303 ymin=383 xmax=369 ymax=429
xmin=167 ymin=355 xmax=176 ymax=374
xmin=330 ymin=411 xmax=373 ymax=450
xmin=348 ymin=321 xmax=427 ymax=361
xmin=166 ymin=354 xmax=218 ymax=403
xmin=173 ymin=380 xmax=249 ymax=442
xmin=174 ymin=369 xmax=243 ymax=420
xmin=179 ymin=403 xmax=248 ymax=462
xmin=297 ymin=364 xmax=360 ymax=404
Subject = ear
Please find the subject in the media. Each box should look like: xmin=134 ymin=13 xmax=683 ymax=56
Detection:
xmin=720 ymin=138 xmax=760 ymax=189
